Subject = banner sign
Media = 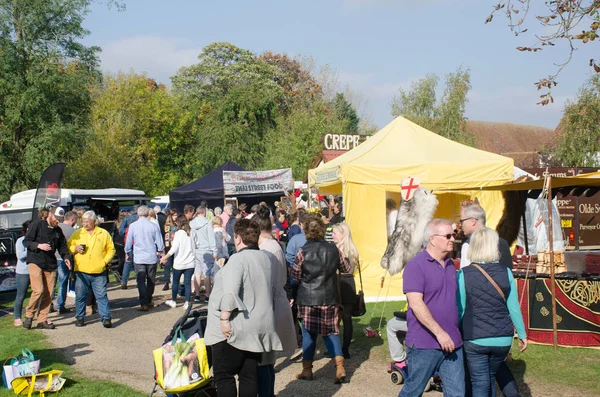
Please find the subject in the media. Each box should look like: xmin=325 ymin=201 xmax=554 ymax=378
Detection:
xmin=223 ymin=169 xmax=293 ymax=196
xmin=32 ymin=163 xmax=66 ymax=220
xmin=314 ymin=168 xmax=340 ymax=185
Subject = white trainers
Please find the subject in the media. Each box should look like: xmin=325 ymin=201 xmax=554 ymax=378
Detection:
xmin=165 ymin=300 xmax=176 ymax=309
xmin=183 ymin=302 xmax=189 ymax=311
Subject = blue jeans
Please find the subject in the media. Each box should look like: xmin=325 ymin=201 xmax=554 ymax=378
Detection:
xmin=464 ymin=341 xmax=511 ymax=397
xmin=301 ymin=322 xmax=343 ymax=360
xmin=75 ymin=271 xmax=111 ymax=321
xmin=55 ymin=260 xmax=69 ymax=310
xmin=163 ymin=255 xmax=173 ymax=285
xmin=398 ymin=346 xmax=465 ymax=397
xmin=13 ymin=273 xmax=30 ymax=319
xmin=257 ymin=364 xmax=275 ymax=397
xmin=171 ymin=267 xmax=193 ymax=302
xmin=121 ymin=258 xmax=133 ymax=284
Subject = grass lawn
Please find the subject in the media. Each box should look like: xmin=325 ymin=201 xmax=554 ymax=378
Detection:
xmin=352 ymin=302 xmax=600 ymax=396
xmin=0 ymin=293 xmax=145 ymax=397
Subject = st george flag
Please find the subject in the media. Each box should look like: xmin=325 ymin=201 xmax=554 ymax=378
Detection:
xmin=31 ymin=163 xmax=66 ymax=220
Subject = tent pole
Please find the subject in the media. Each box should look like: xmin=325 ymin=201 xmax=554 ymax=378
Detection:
xmin=522 ymin=207 xmax=529 ymax=255
xmin=547 ymin=174 xmax=558 ymax=351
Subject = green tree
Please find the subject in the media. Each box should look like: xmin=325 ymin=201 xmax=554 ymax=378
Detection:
xmin=548 ymin=74 xmax=600 ymax=167
xmin=390 ymin=68 xmax=474 ymax=146
xmin=263 ymin=103 xmax=348 ymax=180
xmin=330 ymin=93 xmax=360 ymax=134
xmin=66 ymin=72 xmax=198 ymax=196
xmin=0 ymin=0 xmax=105 ymax=200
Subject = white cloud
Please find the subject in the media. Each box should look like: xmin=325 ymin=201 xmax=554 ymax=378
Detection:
xmin=98 ymin=36 xmax=203 ymax=84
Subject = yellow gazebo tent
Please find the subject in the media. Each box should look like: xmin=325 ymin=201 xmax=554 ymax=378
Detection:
xmin=308 ymin=117 xmax=515 ymax=299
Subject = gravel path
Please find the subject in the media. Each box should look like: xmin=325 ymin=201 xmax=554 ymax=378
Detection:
xmin=39 ymin=279 xmax=584 ymax=397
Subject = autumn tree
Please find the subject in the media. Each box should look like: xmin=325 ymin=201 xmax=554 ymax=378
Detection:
xmin=390 ymin=68 xmax=474 ymax=145
xmin=486 ymin=1 xmax=600 ymax=104
xmin=547 ymin=74 xmax=600 ymax=167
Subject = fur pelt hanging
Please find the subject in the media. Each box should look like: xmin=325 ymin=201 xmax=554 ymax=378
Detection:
xmin=496 ymin=189 xmax=528 ymax=246
xmin=381 ymin=188 xmax=439 ymax=276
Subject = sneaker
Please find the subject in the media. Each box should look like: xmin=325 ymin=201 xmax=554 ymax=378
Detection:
xmin=75 ymin=318 xmax=86 ymax=327
xmin=165 ymin=300 xmax=176 ymax=308
xmin=182 ymin=302 xmax=189 ymax=311
xmin=67 ymin=291 xmax=76 ymax=298
xmin=13 ymin=318 xmax=22 ymax=327
xmin=22 ymin=317 xmax=33 ymax=330
xmin=102 ymin=319 xmax=112 ymax=328
xmin=204 ymin=297 xmax=209 ymax=303
xmin=194 ymin=296 xmax=201 ymax=303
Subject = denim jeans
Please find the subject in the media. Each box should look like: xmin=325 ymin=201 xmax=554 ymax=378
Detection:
xmin=121 ymin=258 xmax=133 ymax=284
xmin=171 ymin=267 xmax=193 ymax=302
xmin=464 ymin=341 xmax=511 ymax=397
xmin=75 ymin=271 xmax=111 ymax=321
xmin=257 ymin=364 xmax=275 ymax=397
xmin=55 ymin=260 xmax=70 ymax=310
xmin=301 ymin=322 xmax=343 ymax=360
xmin=134 ymin=263 xmax=157 ymax=306
xmin=496 ymin=361 xmax=520 ymax=397
xmin=13 ymin=273 xmax=30 ymax=319
xmin=163 ymin=255 xmax=173 ymax=285
xmin=211 ymin=340 xmax=260 ymax=397
xmin=398 ymin=345 xmax=465 ymax=397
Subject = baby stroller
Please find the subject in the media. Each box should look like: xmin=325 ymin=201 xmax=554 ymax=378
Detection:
xmin=150 ymin=304 xmax=216 ymax=397
xmin=387 ymin=311 xmax=443 ymax=393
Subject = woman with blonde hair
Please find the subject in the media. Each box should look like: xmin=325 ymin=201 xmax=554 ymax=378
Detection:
xmin=332 ymin=223 xmax=359 ymax=359
xmin=457 ymin=227 xmax=527 ymax=397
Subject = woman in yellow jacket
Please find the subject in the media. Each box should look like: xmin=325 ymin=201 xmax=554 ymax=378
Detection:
xmin=68 ymin=211 xmax=116 ymax=328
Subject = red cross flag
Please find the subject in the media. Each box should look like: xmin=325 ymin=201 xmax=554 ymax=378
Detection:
xmin=401 ymin=176 xmax=421 ymax=201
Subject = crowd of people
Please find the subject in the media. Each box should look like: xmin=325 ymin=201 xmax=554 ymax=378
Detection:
xmin=12 ymin=195 xmax=528 ymax=397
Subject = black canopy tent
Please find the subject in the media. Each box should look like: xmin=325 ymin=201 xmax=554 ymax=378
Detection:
xmin=169 ymin=161 xmax=284 ymax=212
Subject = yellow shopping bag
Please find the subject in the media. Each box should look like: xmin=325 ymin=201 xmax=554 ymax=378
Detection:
xmin=11 ymin=370 xmax=65 ymax=397
xmin=153 ymin=330 xmax=210 ymax=393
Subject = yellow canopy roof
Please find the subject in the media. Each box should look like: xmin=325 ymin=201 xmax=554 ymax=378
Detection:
xmin=308 ymin=117 xmax=514 ymax=189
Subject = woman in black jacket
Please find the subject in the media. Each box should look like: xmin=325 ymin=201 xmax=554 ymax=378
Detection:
xmin=22 ymin=208 xmax=71 ymax=330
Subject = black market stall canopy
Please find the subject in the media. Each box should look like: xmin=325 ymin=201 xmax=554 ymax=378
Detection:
xmin=169 ymin=162 xmax=294 ymax=211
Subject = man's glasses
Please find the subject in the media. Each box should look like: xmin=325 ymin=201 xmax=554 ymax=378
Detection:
xmin=459 ymin=217 xmax=474 ymax=224
xmin=432 ymin=233 xmax=456 ymax=240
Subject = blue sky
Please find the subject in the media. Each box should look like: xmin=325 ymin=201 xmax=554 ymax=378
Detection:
xmin=83 ymin=0 xmax=597 ymax=130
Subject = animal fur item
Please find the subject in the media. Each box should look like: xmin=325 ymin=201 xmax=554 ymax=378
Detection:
xmin=381 ymin=188 xmax=439 ymax=276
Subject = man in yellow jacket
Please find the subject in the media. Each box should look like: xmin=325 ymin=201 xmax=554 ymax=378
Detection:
xmin=68 ymin=210 xmax=116 ymax=328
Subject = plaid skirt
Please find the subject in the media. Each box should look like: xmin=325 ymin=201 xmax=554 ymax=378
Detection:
xmin=297 ymin=305 xmax=341 ymax=336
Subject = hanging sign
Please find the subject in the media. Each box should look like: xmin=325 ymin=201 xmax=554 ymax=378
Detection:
xmin=401 ymin=176 xmax=421 ymax=201
xmin=223 ymin=169 xmax=293 ymax=196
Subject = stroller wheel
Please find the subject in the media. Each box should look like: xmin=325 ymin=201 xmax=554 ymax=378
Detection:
xmin=390 ymin=370 xmax=404 ymax=385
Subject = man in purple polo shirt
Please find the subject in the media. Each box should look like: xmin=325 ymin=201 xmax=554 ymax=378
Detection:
xmin=399 ymin=218 xmax=464 ymax=397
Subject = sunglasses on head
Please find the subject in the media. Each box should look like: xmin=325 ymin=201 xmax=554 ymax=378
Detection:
xmin=432 ymin=233 xmax=456 ymax=240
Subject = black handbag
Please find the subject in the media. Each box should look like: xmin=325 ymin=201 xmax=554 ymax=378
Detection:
xmin=352 ymin=263 xmax=367 ymax=317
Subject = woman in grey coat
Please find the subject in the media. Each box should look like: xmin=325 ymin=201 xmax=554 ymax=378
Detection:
xmin=204 ymin=219 xmax=282 ymax=397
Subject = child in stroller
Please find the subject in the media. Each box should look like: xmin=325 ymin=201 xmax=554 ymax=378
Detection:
xmin=386 ymin=311 xmax=442 ymax=393
xmin=151 ymin=304 xmax=216 ymax=397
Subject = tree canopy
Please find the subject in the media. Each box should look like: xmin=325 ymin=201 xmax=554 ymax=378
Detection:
xmin=390 ymin=68 xmax=474 ymax=146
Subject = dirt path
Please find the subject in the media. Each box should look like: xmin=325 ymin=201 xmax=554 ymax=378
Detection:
xmin=40 ymin=279 xmax=590 ymax=397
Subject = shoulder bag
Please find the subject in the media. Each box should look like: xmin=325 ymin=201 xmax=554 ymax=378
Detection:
xmin=471 ymin=263 xmax=506 ymax=301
